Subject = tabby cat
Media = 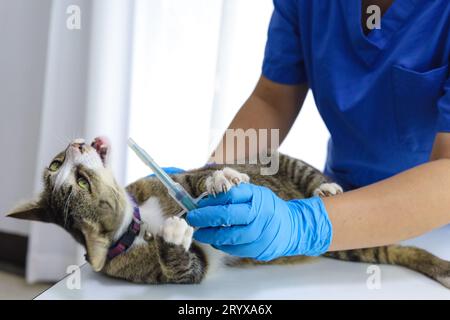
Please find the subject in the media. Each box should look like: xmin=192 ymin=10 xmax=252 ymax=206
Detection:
xmin=7 ymin=137 xmax=450 ymax=287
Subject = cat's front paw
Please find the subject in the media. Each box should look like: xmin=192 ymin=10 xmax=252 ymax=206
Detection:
xmin=313 ymin=182 xmax=343 ymax=197
xmin=160 ymin=217 xmax=193 ymax=251
xmin=205 ymin=167 xmax=250 ymax=196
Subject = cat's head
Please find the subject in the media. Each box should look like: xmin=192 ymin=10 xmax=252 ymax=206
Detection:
xmin=7 ymin=137 xmax=129 ymax=271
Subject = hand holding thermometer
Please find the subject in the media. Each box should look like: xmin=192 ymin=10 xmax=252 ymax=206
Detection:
xmin=127 ymin=138 xmax=206 ymax=217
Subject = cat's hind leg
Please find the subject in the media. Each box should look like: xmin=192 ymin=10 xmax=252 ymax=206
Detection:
xmin=313 ymin=182 xmax=343 ymax=197
xmin=278 ymin=154 xmax=342 ymax=197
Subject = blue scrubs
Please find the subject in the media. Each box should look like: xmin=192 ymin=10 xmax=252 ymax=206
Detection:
xmin=263 ymin=0 xmax=450 ymax=190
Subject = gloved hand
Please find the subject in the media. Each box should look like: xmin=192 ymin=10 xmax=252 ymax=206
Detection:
xmin=146 ymin=167 xmax=185 ymax=178
xmin=186 ymin=183 xmax=332 ymax=261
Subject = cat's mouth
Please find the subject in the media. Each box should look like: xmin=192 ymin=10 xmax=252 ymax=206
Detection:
xmin=90 ymin=136 xmax=110 ymax=165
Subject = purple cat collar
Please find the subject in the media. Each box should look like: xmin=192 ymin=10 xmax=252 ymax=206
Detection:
xmin=107 ymin=195 xmax=141 ymax=260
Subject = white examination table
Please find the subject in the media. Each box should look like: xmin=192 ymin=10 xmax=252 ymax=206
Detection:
xmin=35 ymin=226 xmax=450 ymax=300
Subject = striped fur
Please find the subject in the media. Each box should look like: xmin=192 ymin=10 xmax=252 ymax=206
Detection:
xmin=126 ymin=153 xmax=450 ymax=287
xmin=7 ymin=142 xmax=450 ymax=287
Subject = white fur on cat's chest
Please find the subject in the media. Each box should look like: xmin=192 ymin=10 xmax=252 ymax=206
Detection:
xmin=139 ymin=197 xmax=166 ymax=236
xmin=117 ymin=196 xmax=166 ymax=247
xmin=133 ymin=197 xmax=230 ymax=271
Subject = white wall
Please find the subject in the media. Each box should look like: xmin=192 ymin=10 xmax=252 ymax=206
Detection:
xmin=0 ymin=0 xmax=52 ymax=235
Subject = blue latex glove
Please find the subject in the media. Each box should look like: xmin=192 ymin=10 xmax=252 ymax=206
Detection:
xmin=146 ymin=167 xmax=185 ymax=178
xmin=186 ymin=183 xmax=332 ymax=261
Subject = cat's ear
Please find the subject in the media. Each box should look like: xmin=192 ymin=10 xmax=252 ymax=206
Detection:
xmin=6 ymin=199 xmax=51 ymax=223
xmin=82 ymin=225 xmax=109 ymax=272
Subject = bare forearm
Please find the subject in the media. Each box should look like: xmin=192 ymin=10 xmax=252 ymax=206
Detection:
xmin=214 ymin=96 xmax=292 ymax=160
xmin=210 ymin=76 xmax=307 ymax=163
xmin=228 ymin=94 xmax=295 ymax=140
xmin=325 ymin=159 xmax=450 ymax=251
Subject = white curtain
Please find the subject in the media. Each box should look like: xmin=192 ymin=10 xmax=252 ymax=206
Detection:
xmin=126 ymin=0 xmax=224 ymax=180
xmin=126 ymin=0 xmax=329 ymax=184
xmin=27 ymin=0 xmax=135 ymax=283
xmin=126 ymin=0 xmax=277 ymax=182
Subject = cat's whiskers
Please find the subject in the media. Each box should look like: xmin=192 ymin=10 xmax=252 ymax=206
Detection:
xmin=58 ymin=133 xmax=74 ymax=151
xmin=56 ymin=134 xmax=74 ymax=149
xmin=111 ymin=187 xmax=119 ymax=201
xmin=63 ymin=188 xmax=74 ymax=228
xmin=109 ymin=186 xmax=122 ymax=211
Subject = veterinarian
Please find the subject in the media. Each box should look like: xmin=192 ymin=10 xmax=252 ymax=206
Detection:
xmin=185 ymin=0 xmax=450 ymax=261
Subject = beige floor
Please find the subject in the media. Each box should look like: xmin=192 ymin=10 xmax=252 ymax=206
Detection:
xmin=0 ymin=271 xmax=51 ymax=300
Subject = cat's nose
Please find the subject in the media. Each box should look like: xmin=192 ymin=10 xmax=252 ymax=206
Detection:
xmin=72 ymin=138 xmax=85 ymax=145
xmin=71 ymin=139 xmax=86 ymax=152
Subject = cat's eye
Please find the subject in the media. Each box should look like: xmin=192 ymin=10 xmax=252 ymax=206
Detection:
xmin=49 ymin=160 xmax=62 ymax=172
xmin=77 ymin=177 xmax=90 ymax=191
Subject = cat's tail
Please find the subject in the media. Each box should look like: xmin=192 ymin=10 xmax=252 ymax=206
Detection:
xmin=324 ymin=245 xmax=450 ymax=288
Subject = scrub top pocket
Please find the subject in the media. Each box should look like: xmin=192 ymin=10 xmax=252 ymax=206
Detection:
xmin=392 ymin=63 xmax=448 ymax=152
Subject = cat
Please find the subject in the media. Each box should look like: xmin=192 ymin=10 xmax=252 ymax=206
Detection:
xmin=7 ymin=137 xmax=450 ymax=287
